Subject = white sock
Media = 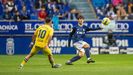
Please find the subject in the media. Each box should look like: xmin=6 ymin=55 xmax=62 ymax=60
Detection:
xmin=87 ymin=58 xmax=91 ymax=60
xmin=20 ymin=64 xmax=23 ymax=67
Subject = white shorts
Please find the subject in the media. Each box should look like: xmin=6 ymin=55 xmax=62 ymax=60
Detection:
xmin=73 ymin=41 xmax=89 ymax=53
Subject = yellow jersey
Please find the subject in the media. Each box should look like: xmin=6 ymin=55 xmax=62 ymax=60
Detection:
xmin=34 ymin=24 xmax=54 ymax=48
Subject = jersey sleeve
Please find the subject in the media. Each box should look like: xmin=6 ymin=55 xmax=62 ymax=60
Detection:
xmin=49 ymin=28 xmax=54 ymax=36
xmin=85 ymin=26 xmax=102 ymax=31
xmin=34 ymin=26 xmax=40 ymax=36
xmin=70 ymin=27 xmax=76 ymax=37
xmin=68 ymin=27 xmax=76 ymax=47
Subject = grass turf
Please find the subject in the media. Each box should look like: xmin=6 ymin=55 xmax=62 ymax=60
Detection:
xmin=0 ymin=54 xmax=133 ymax=75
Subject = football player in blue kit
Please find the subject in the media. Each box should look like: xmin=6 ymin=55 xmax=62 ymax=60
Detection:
xmin=66 ymin=15 xmax=102 ymax=65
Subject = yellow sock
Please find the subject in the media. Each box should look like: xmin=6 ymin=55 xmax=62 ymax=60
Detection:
xmin=21 ymin=60 xmax=26 ymax=66
xmin=21 ymin=58 xmax=28 ymax=66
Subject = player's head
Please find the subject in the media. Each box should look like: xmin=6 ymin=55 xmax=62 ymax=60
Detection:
xmin=77 ymin=15 xmax=84 ymax=26
xmin=45 ymin=17 xmax=52 ymax=26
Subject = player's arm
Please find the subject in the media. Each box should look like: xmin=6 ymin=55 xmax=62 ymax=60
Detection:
xmin=47 ymin=29 xmax=54 ymax=46
xmin=29 ymin=28 xmax=39 ymax=47
xmin=86 ymin=26 xmax=103 ymax=31
xmin=68 ymin=27 xmax=76 ymax=47
xmin=47 ymin=35 xmax=53 ymax=46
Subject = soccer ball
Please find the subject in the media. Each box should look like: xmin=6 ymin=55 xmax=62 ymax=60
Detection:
xmin=102 ymin=17 xmax=111 ymax=26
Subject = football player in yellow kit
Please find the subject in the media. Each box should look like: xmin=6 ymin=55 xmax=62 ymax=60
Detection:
xmin=19 ymin=18 xmax=61 ymax=69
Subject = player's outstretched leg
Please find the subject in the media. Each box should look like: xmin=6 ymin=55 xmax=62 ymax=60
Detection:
xmin=48 ymin=55 xmax=61 ymax=68
xmin=66 ymin=51 xmax=84 ymax=65
xmin=19 ymin=45 xmax=38 ymax=69
xmin=19 ymin=53 xmax=34 ymax=69
xmin=85 ymin=48 xmax=95 ymax=64
xmin=66 ymin=56 xmax=81 ymax=65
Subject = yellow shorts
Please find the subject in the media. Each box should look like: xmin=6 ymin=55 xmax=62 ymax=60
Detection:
xmin=30 ymin=45 xmax=52 ymax=55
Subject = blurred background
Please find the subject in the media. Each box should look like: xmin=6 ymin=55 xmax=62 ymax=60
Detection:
xmin=0 ymin=0 xmax=133 ymax=55
xmin=0 ymin=0 xmax=133 ymax=21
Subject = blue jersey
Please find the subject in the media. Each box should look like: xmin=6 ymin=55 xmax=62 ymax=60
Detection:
xmin=68 ymin=24 xmax=102 ymax=46
xmin=72 ymin=25 xmax=88 ymax=42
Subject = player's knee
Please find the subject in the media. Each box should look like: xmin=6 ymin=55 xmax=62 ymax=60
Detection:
xmin=48 ymin=54 xmax=53 ymax=57
xmin=46 ymin=51 xmax=53 ymax=56
xmin=78 ymin=52 xmax=84 ymax=57
xmin=79 ymin=54 xmax=84 ymax=57
xmin=83 ymin=44 xmax=90 ymax=48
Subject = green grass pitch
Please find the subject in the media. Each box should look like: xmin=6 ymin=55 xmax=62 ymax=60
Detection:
xmin=0 ymin=54 xmax=133 ymax=75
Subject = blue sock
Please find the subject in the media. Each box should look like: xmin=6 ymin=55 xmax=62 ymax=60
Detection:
xmin=70 ymin=56 xmax=81 ymax=62
xmin=85 ymin=48 xmax=90 ymax=59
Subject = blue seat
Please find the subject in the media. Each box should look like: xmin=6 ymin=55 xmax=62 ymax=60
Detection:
xmin=30 ymin=14 xmax=38 ymax=20
xmin=0 ymin=2 xmax=4 ymax=19
xmin=92 ymin=0 xmax=109 ymax=8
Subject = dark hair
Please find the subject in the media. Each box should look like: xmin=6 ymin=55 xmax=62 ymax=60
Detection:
xmin=41 ymin=5 xmax=46 ymax=8
xmin=77 ymin=15 xmax=84 ymax=19
xmin=55 ymin=6 xmax=60 ymax=10
xmin=45 ymin=17 xmax=52 ymax=23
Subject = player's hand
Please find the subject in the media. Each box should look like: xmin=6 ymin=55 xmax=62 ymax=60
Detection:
xmin=44 ymin=45 xmax=48 ymax=49
xmin=29 ymin=42 xmax=34 ymax=48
